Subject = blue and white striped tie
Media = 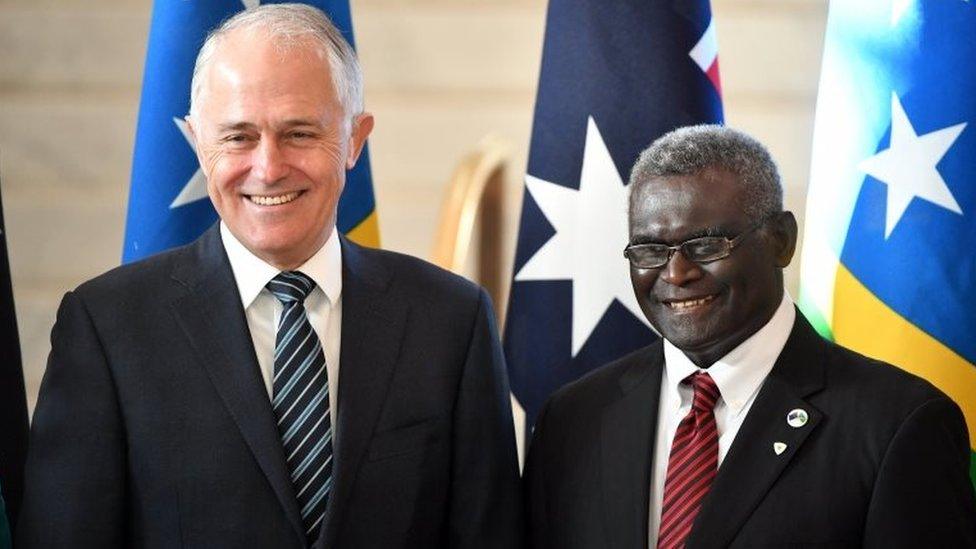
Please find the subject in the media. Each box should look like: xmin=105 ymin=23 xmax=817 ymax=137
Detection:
xmin=267 ymin=271 xmax=332 ymax=544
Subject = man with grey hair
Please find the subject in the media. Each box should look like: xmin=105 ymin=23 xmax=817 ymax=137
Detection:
xmin=20 ymin=4 xmax=521 ymax=548
xmin=525 ymin=125 xmax=975 ymax=548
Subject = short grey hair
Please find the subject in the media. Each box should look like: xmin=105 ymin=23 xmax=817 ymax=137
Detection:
xmin=628 ymin=125 xmax=783 ymax=223
xmin=189 ymin=3 xmax=364 ymax=121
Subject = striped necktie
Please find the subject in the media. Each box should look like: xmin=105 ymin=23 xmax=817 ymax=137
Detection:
xmin=267 ymin=271 xmax=333 ymax=545
xmin=657 ymin=371 xmax=721 ymax=549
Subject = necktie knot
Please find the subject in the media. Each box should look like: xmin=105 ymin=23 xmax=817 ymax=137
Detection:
xmin=684 ymin=371 xmax=720 ymax=413
xmin=267 ymin=271 xmax=316 ymax=304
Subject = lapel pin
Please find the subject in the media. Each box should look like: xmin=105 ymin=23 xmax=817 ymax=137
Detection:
xmin=787 ymin=408 xmax=809 ymax=428
xmin=773 ymin=442 xmax=787 ymax=455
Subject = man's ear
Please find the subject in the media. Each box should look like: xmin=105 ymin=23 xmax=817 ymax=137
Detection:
xmin=184 ymin=115 xmax=207 ymax=175
xmin=768 ymin=211 xmax=798 ymax=268
xmin=346 ymin=112 xmax=374 ymax=170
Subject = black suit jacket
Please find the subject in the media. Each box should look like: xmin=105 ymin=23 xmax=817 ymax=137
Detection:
xmin=526 ymin=311 xmax=976 ymax=548
xmin=19 ymin=225 xmax=522 ymax=548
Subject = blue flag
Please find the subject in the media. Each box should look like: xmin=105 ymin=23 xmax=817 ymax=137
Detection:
xmin=124 ymin=0 xmax=378 ymax=263
xmin=799 ymin=0 xmax=976 ymax=479
xmin=504 ymin=0 xmax=724 ymax=423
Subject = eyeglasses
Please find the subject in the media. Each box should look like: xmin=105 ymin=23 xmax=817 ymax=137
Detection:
xmin=623 ymin=221 xmax=764 ymax=269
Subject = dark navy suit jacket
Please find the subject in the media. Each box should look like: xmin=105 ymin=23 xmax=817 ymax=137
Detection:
xmin=526 ymin=311 xmax=976 ymax=548
xmin=19 ymin=225 xmax=522 ymax=548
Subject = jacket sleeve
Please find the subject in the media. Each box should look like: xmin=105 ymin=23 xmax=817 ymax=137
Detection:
xmin=17 ymin=291 xmax=126 ymax=548
xmin=863 ymin=395 xmax=976 ymax=548
xmin=448 ymin=288 xmax=524 ymax=548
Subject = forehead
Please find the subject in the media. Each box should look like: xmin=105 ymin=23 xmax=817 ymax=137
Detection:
xmin=198 ymin=29 xmax=336 ymax=114
xmin=630 ymin=168 xmax=748 ymax=239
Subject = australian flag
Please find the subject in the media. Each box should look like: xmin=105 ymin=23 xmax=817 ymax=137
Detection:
xmin=504 ymin=0 xmax=724 ymax=424
xmin=124 ymin=0 xmax=378 ymax=264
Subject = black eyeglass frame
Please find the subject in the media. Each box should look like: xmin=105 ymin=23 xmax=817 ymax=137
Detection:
xmin=622 ymin=220 xmax=767 ymax=269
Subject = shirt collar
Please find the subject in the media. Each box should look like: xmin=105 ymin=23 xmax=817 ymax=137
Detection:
xmin=220 ymin=221 xmax=343 ymax=308
xmin=663 ymin=292 xmax=795 ymax=416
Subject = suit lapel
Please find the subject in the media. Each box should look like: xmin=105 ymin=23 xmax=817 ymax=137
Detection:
xmin=317 ymin=239 xmax=408 ymax=548
xmin=168 ymin=226 xmax=306 ymax=545
xmin=686 ymin=311 xmax=827 ymax=548
xmin=601 ymin=344 xmax=665 ymax=549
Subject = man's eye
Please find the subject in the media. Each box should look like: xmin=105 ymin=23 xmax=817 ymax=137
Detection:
xmin=290 ymin=131 xmax=314 ymax=139
xmin=633 ymin=246 xmax=669 ymax=264
xmin=222 ymin=134 xmax=251 ymax=144
xmin=684 ymin=238 xmax=729 ymax=261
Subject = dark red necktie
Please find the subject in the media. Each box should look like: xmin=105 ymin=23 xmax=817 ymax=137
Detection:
xmin=657 ymin=371 xmax=721 ymax=549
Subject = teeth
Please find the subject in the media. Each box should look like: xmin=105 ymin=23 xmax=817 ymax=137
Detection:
xmin=669 ymin=295 xmax=715 ymax=309
xmin=249 ymin=192 xmax=300 ymax=206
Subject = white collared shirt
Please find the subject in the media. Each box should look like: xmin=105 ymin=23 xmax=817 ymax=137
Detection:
xmin=648 ymin=292 xmax=795 ymax=546
xmin=220 ymin=222 xmax=342 ymax=433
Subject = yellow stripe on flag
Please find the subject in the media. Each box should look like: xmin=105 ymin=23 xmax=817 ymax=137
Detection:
xmin=833 ymin=265 xmax=976 ymax=444
xmin=346 ymin=211 xmax=380 ymax=248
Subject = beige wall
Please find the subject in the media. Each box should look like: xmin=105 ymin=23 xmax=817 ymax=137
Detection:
xmin=0 ymin=0 xmax=827 ymax=411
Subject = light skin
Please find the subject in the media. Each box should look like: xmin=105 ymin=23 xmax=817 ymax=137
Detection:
xmin=187 ymin=28 xmax=374 ymax=271
xmin=629 ymin=167 xmax=798 ymax=368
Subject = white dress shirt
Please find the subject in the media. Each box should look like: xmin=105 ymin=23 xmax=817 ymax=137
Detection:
xmin=648 ymin=292 xmax=795 ymax=546
xmin=220 ymin=222 xmax=343 ymax=433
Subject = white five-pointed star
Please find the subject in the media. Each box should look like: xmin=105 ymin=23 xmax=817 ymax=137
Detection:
xmin=858 ymin=93 xmax=966 ymax=239
xmin=170 ymin=117 xmax=209 ymax=208
xmin=171 ymin=0 xmax=260 ymax=209
xmin=515 ymin=116 xmax=650 ymax=356
xmin=890 ymin=0 xmax=913 ymax=25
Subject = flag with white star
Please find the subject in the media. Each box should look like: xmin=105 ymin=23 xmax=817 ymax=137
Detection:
xmin=505 ymin=0 xmax=724 ymax=424
xmin=799 ymin=0 xmax=976 ymax=480
xmin=123 ymin=0 xmax=378 ymax=263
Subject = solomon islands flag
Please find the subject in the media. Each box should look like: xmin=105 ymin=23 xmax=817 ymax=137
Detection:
xmin=505 ymin=0 xmax=724 ymax=424
xmin=799 ymin=0 xmax=976 ymax=480
xmin=124 ymin=0 xmax=378 ymax=263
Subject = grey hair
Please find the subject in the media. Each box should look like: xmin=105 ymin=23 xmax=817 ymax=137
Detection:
xmin=188 ymin=3 xmax=363 ymax=121
xmin=628 ymin=125 xmax=783 ymax=223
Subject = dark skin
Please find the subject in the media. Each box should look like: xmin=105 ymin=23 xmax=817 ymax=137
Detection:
xmin=629 ymin=167 xmax=798 ymax=368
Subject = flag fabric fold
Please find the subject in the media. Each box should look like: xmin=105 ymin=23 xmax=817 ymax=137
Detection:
xmin=124 ymin=0 xmax=378 ymax=264
xmin=799 ymin=0 xmax=976 ymax=480
xmin=504 ymin=0 xmax=724 ymax=424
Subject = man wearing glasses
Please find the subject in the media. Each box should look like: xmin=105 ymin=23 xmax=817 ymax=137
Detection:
xmin=524 ymin=125 xmax=976 ymax=548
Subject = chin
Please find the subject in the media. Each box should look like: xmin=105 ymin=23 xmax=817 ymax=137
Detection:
xmin=663 ymin=331 xmax=709 ymax=351
xmin=658 ymin=315 xmax=722 ymax=348
xmin=242 ymin=235 xmax=300 ymax=261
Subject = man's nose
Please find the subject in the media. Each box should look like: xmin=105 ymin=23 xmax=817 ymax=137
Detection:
xmin=253 ymin=138 xmax=289 ymax=183
xmin=659 ymin=249 xmax=703 ymax=286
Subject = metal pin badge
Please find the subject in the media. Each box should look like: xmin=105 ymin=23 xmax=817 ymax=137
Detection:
xmin=787 ymin=408 xmax=809 ymax=428
xmin=773 ymin=442 xmax=787 ymax=455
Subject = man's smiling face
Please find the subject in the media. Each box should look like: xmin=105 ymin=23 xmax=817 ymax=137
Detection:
xmin=628 ymin=167 xmax=794 ymax=367
xmin=188 ymin=28 xmax=372 ymax=270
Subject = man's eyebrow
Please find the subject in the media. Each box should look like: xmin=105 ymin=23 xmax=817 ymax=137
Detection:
xmin=216 ymin=121 xmax=257 ymax=133
xmin=279 ymin=118 xmax=324 ymax=129
xmin=214 ymin=119 xmax=324 ymax=133
xmin=631 ymin=225 xmax=725 ymax=245
xmin=686 ymin=225 xmax=725 ymax=239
